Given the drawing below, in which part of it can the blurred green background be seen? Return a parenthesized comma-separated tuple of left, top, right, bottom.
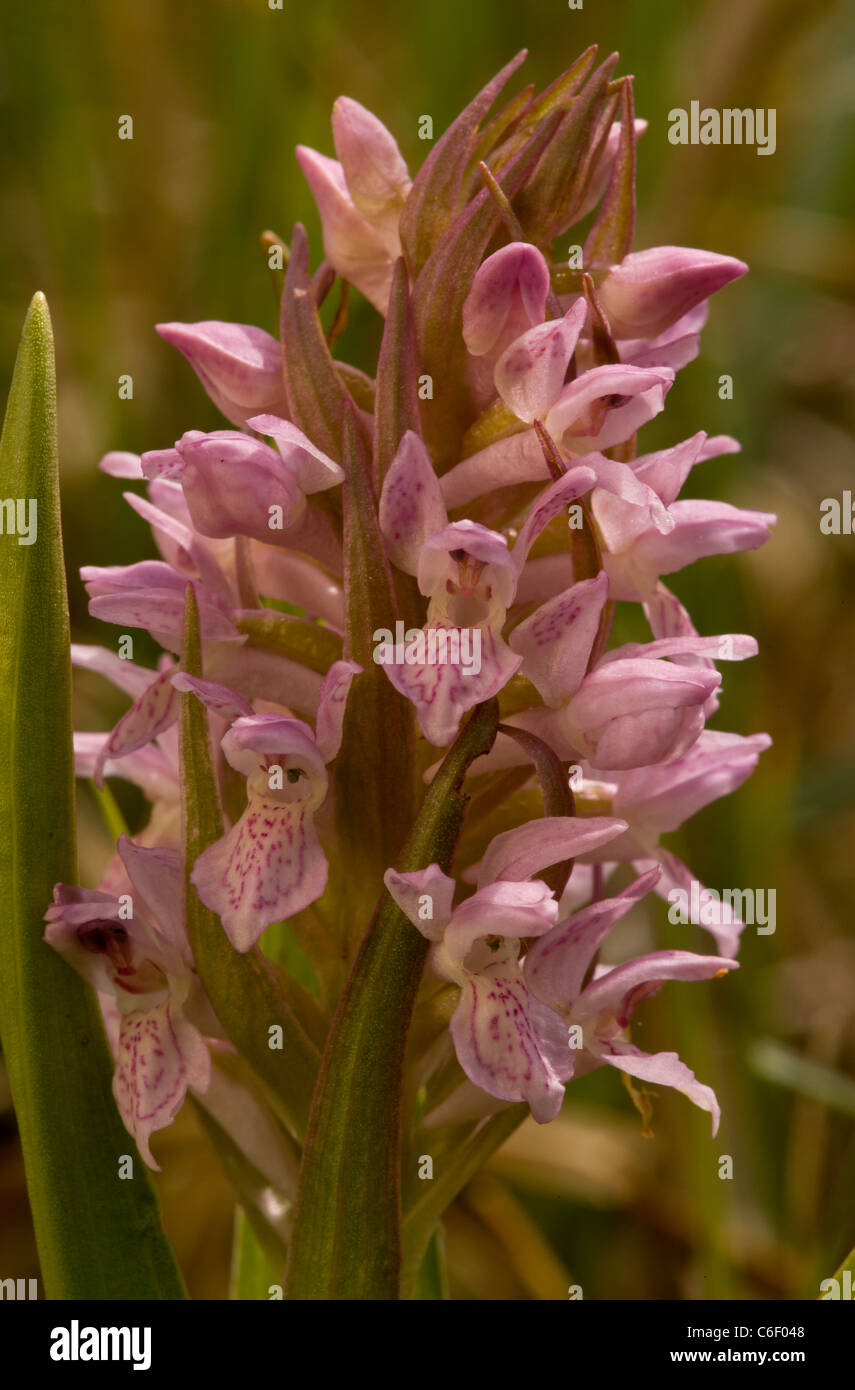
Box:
(1, 0, 854, 1299)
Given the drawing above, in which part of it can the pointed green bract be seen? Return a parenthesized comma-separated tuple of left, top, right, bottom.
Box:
(584, 76, 637, 268)
(0, 294, 185, 1299)
(335, 406, 416, 937)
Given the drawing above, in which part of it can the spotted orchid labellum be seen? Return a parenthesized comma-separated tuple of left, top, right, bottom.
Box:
(38, 47, 773, 1299)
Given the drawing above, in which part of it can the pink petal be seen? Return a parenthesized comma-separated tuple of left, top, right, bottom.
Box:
(156, 320, 286, 428)
(509, 573, 609, 706)
(476, 815, 629, 887)
(332, 96, 410, 245)
(191, 799, 328, 951)
(382, 622, 521, 747)
(526, 867, 662, 1006)
(247, 414, 344, 494)
(93, 666, 180, 789)
(113, 997, 211, 1169)
(597, 246, 747, 340)
(545, 364, 674, 453)
(462, 243, 551, 356)
(99, 450, 143, 479)
(598, 1041, 722, 1136)
(295, 146, 396, 312)
(378, 431, 447, 576)
(314, 659, 362, 762)
(444, 879, 558, 963)
(494, 299, 587, 422)
(449, 949, 565, 1123)
(579, 948, 737, 1021)
(511, 466, 598, 572)
(116, 837, 187, 954)
(170, 673, 253, 720)
(71, 643, 155, 701)
(383, 864, 456, 940)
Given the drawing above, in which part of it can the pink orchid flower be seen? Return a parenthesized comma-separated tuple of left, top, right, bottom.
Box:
(297, 97, 411, 313)
(378, 430, 596, 744)
(186, 660, 360, 951)
(140, 419, 343, 550)
(501, 570, 757, 770)
(156, 320, 288, 428)
(384, 815, 628, 1120)
(573, 730, 773, 955)
(44, 837, 215, 1168)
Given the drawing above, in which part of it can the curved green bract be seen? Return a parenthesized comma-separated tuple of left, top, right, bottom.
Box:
(0, 294, 185, 1299)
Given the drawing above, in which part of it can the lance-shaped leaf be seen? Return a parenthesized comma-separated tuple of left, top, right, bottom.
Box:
(373, 258, 422, 486)
(584, 76, 636, 269)
(0, 294, 185, 1298)
(285, 699, 500, 1300)
(400, 51, 528, 276)
(279, 224, 353, 462)
(335, 407, 415, 936)
(496, 724, 575, 897)
(180, 586, 323, 1137)
(514, 52, 618, 248)
(414, 113, 563, 467)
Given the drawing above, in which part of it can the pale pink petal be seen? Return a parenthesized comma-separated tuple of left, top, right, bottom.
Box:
(314, 659, 362, 762)
(116, 837, 186, 954)
(93, 667, 180, 789)
(494, 299, 587, 422)
(509, 573, 609, 706)
(598, 1041, 722, 1135)
(247, 414, 344, 494)
(382, 622, 521, 746)
(526, 867, 662, 1006)
(170, 672, 253, 720)
(113, 997, 211, 1169)
(476, 815, 628, 887)
(462, 243, 551, 356)
(378, 431, 447, 576)
(99, 451, 143, 479)
(191, 800, 328, 951)
(450, 949, 565, 1122)
(71, 643, 154, 701)
(511, 466, 598, 572)
(383, 864, 456, 940)
(444, 880, 558, 963)
(156, 321, 287, 429)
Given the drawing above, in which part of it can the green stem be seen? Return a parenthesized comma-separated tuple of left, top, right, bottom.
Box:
(284, 699, 499, 1299)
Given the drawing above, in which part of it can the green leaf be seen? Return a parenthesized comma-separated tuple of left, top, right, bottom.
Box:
(0, 293, 185, 1298)
(584, 76, 637, 268)
(401, 1104, 527, 1296)
(335, 405, 416, 942)
(413, 114, 564, 467)
(179, 585, 322, 1137)
(229, 1207, 280, 1301)
(514, 52, 618, 247)
(279, 224, 353, 461)
(284, 699, 500, 1300)
(373, 258, 422, 486)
